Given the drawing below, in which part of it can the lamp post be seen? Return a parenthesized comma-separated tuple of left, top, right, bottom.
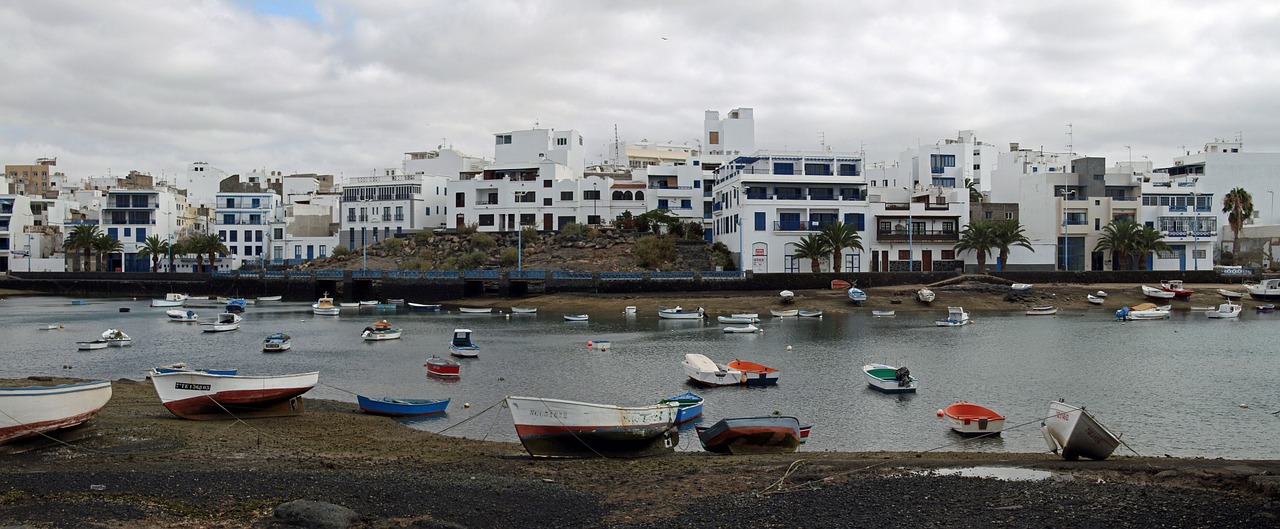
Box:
(162, 211, 172, 272)
(26, 234, 32, 272)
(1190, 191, 1198, 271)
(361, 227, 367, 271)
(1269, 190, 1275, 225)
(591, 182, 598, 225)
(517, 216, 522, 271)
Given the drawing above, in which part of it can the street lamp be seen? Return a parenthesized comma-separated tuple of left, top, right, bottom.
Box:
(1269, 190, 1275, 225)
(517, 215, 523, 271)
(26, 233, 32, 272)
(734, 184, 746, 272)
(591, 182, 598, 225)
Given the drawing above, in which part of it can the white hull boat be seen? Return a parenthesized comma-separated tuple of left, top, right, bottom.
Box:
(862, 364, 916, 393)
(1010, 283, 1033, 291)
(917, 288, 936, 303)
(449, 328, 480, 358)
(1217, 289, 1245, 300)
(658, 307, 704, 319)
(717, 316, 759, 324)
(1025, 306, 1057, 316)
(1086, 294, 1104, 305)
(312, 293, 340, 315)
(1245, 279, 1280, 301)
(871, 309, 896, 317)
(76, 339, 108, 350)
(511, 307, 538, 314)
(459, 307, 493, 314)
(102, 329, 131, 347)
(563, 314, 589, 321)
(770, 309, 799, 317)
(505, 396, 678, 458)
(408, 302, 442, 311)
(1116, 303, 1171, 320)
(1205, 303, 1242, 319)
(201, 312, 242, 332)
(934, 306, 971, 326)
(362, 321, 403, 341)
(1141, 285, 1176, 300)
(0, 379, 113, 444)
(1041, 399, 1121, 461)
(731, 313, 759, 319)
(797, 310, 823, 318)
(722, 324, 760, 333)
(779, 290, 795, 304)
(166, 309, 199, 322)
(150, 371, 318, 420)
(256, 295, 283, 302)
(681, 353, 744, 386)
(150, 293, 189, 307)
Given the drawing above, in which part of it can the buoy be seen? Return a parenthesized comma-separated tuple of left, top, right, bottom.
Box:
(587, 340, 594, 348)
(463, 403, 471, 408)
(936, 409, 944, 418)
(786, 345, 793, 351)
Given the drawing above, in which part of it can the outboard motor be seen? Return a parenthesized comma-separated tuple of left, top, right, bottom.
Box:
(1115, 307, 1130, 321)
(895, 367, 912, 387)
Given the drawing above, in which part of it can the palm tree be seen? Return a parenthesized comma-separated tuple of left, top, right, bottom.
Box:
(168, 238, 185, 272)
(1094, 220, 1143, 270)
(819, 221, 863, 273)
(92, 233, 123, 272)
(792, 233, 832, 273)
(62, 225, 100, 272)
(992, 220, 1034, 271)
(964, 177, 983, 203)
(953, 221, 998, 272)
(137, 235, 169, 273)
(187, 233, 229, 273)
(1134, 225, 1172, 271)
(1222, 187, 1254, 263)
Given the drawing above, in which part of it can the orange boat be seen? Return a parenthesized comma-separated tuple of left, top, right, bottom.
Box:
(938, 402, 1005, 436)
(830, 279, 851, 290)
(725, 360, 780, 386)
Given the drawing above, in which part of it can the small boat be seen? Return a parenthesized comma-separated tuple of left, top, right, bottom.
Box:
(563, 314, 589, 321)
(831, 279, 851, 290)
(166, 309, 199, 322)
(717, 315, 759, 324)
(696, 415, 804, 455)
(725, 359, 780, 386)
(939, 402, 1005, 436)
(37, 323, 61, 330)
(375, 303, 398, 310)
(339, 302, 359, 308)
(448, 328, 480, 358)
(458, 307, 493, 314)
(262, 333, 292, 352)
(1206, 303, 1242, 319)
(1094, 290, 1108, 298)
(425, 356, 461, 378)
(1141, 285, 1176, 300)
(149, 371, 319, 420)
(504, 396, 679, 458)
(70, 300, 86, 306)
(0, 379, 113, 445)
(1159, 280, 1195, 299)
(1217, 289, 1245, 300)
(1041, 399, 1121, 461)
(722, 324, 760, 334)
(779, 290, 795, 304)
(847, 286, 867, 305)
(1025, 306, 1058, 316)
(770, 309, 799, 317)
(1190, 305, 1215, 311)
(1245, 278, 1280, 301)
(224, 298, 248, 313)
(312, 292, 340, 315)
(731, 313, 759, 319)
(797, 310, 823, 318)
(511, 307, 538, 314)
(102, 329, 131, 347)
(681, 353, 745, 386)
(357, 395, 449, 417)
(871, 309, 896, 317)
(362, 320, 402, 341)
(1086, 294, 1105, 305)
(917, 288, 936, 303)
(1116, 303, 1171, 320)
(623, 305, 637, 315)
(256, 295, 283, 302)
(152, 365, 237, 376)
(591, 340, 611, 351)
(150, 293, 188, 307)
(200, 312, 242, 332)
(408, 302, 442, 311)
(1010, 283, 1033, 291)
(934, 306, 971, 326)
(658, 306, 705, 319)
(384, 299, 405, 305)
(1256, 304, 1275, 313)
(659, 391, 703, 424)
(76, 339, 108, 350)
(118, 307, 131, 313)
(862, 364, 916, 393)
(359, 300, 378, 307)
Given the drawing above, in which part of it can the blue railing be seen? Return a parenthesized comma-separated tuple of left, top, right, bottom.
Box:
(553, 271, 593, 280)
(385, 270, 423, 279)
(601, 272, 643, 281)
(315, 270, 344, 278)
(650, 271, 694, 280)
(701, 270, 746, 280)
(511, 270, 546, 280)
(423, 270, 461, 279)
(212, 270, 235, 277)
(353, 270, 382, 278)
(263, 270, 285, 278)
(464, 269, 500, 279)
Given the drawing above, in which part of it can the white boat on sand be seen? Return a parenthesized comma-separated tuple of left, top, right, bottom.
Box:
(149, 370, 318, 420)
(1116, 303, 1171, 321)
(0, 379, 113, 445)
(1141, 285, 1176, 300)
(1086, 294, 1104, 305)
(1245, 278, 1280, 301)
(1217, 288, 1245, 300)
(1041, 399, 1121, 461)
(917, 288, 936, 303)
(504, 396, 678, 458)
(770, 309, 799, 317)
(1010, 283, 1033, 291)
(681, 353, 744, 386)
(779, 290, 795, 304)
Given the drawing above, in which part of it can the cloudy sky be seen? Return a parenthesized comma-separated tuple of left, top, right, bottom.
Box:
(4, 0, 1279, 182)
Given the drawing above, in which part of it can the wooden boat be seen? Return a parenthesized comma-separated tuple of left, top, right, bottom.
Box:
(934, 306, 971, 326)
(1042, 399, 1121, 461)
(1010, 283, 1033, 291)
(76, 339, 108, 350)
(361, 320, 402, 341)
(149, 371, 318, 420)
(797, 310, 823, 318)
(779, 290, 795, 304)
(200, 312, 242, 332)
(0, 379, 112, 445)
(1141, 285, 1176, 300)
(1217, 288, 1245, 300)
(448, 329, 480, 358)
(696, 415, 804, 455)
(262, 333, 291, 352)
(458, 307, 493, 314)
(722, 324, 760, 334)
(408, 302, 442, 311)
(717, 315, 759, 324)
(511, 307, 538, 314)
(1256, 304, 1275, 313)
(256, 295, 282, 302)
(1086, 294, 1105, 305)
(725, 359, 780, 386)
(871, 309, 896, 317)
(770, 309, 799, 317)
(312, 292, 340, 315)
(425, 356, 460, 378)
(917, 288, 936, 303)
(847, 286, 867, 305)
(357, 395, 449, 417)
(658, 306, 705, 319)
(150, 293, 188, 307)
(1025, 306, 1058, 316)
(681, 354, 745, 386)
(504, 396, 678, 458)
(563, 314, 589, 321)
(939, 402, 1005, 436)
(224, 299, 248, 313)
(831, 279, 851, 290)
(102, 329, 131, 347)
(166, 309, 199, 322)
(1206, 303, 1242, 319)
(862, 364, 917, 393)
(1116, 303, 1171, 320)
(1245, 278, 1280, 301)
(1159, 280, 1195, 299)
(660, 391, 704, 425)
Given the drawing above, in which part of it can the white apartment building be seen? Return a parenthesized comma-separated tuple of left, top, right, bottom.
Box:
(339, 173, 430, 250)
(0, 195, 34, 272)
(403, 148, 489, 232)
(1139, 168, 1215, 271)
(176, 162, 230, 208)
(213, 192, 278, 269)
(271, 202, 337, 264)
(901, 130, 1000, 192)
(101, 189, 184, 272)
(1157, 140, 1280, 261)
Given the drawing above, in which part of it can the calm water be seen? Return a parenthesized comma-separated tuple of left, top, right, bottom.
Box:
(3, 296, 1277, 459)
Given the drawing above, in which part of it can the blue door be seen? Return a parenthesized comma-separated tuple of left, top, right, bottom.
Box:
(306, 246, 314, 260)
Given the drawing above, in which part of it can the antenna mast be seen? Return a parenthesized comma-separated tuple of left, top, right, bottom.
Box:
(614, 124, 620, 166)
(1066, 123, 1074, 154)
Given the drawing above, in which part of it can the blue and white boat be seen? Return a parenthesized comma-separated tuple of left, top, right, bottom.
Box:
(357, 395, 449, 417)
(660, 391, 704, 424)
(847, 287, 867, 306)
(224, 298, 248, 313)
(449, 329, 480, 358)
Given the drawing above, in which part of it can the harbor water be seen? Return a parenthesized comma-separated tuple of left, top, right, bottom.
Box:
(3, 296, 1277, 459)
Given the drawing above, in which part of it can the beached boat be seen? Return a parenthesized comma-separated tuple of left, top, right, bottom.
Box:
(511, 307, 538, 314)
(722, 324, 760, 334)
(917, 288, 936, 303)
(1086, 294, 1105, 305)
(448, 329, 480, 358)
(696, 415, 804, 455)
(262, 333, 291, 352)
(1095, 290, 1109, 298)
(1115, 303, 1171, 321)
(660, 391, 704, 424)
(658, 306, 705, 319)
(862, 364, 916, 393)
(1160, 280, 1195, 299)
(871, 309, 896, 317)
(717, 315, 759, 324)
(151, 364, 237, 377)
(149, 370, 318, 420)
(408, 302, 442, 311)
(779, 290, 795, 304)
(831, 279, 851, 290)
(1217, 288, 1245, 300)
(939, 402, 1005, 436)
(166, 309, 199, 322)
(797, 310, 823, 318)
(1010, 283, 1033, 291)
(934, 306, 971, 326)
(312, 292, 340, 315)
(150, 293, 188, 307)
(731, 312, 759, 319)
(76, 339, 108, 350)
(1025, 306, 1058, 316)
(1041, 399, 1121, 461)
(504, 396, 678, 458)
(359, 300, 378, 307)
(256, 295, 282, 302)
(847, 286, 867, 305)
(0, 379, 113, 445)
(224, 298, 248, 313)
(458, 307, 493, 314)
(1206, 303, 1242, 319)
(563, 314, 589, 321)
(726, 359, 780, 386)
(357, 396, 449, 417)
(200, 312, 242, 332)
(1245, 278, 1280, 301)
(425, 356, 460, 378)
(362, 320, 402, 341)
(1141, 285, 1176, 300)
(102, 329, 131, 347)
(681, 353, 745, 386)
(1256, 304, 1275, 313)
(770, 309, 799, 317)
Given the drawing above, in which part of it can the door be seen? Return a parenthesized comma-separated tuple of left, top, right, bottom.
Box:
(543, 213, 553, 232)
(922, 250, 933, 272)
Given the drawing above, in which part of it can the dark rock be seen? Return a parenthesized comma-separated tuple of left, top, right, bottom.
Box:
(272, 499, 359, 529)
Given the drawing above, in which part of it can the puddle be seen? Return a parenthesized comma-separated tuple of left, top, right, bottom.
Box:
(910, 466, 1055, 481)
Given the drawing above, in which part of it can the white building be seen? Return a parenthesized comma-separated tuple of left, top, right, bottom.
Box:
(101, 189, 184, 272)
(175, 162, 230, 208)
(339, 173, 430, 249)
(213, 192, 279, 269)
(1139, 167, 1215, 271)
(403, 148, 489, 232)
(901, 130, 999, 192)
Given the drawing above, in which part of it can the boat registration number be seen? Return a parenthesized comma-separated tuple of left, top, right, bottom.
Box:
(175, 382, 211, 391)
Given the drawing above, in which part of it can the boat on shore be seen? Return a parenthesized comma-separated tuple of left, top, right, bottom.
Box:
(1217, 288, 1245, 300)
(357, 396, 449, 417)
(797, 310, 823, 318)
(1141, 285, 1176, 300)
(659, 391, 704, 424)
(1159, 280, 1195, 299)
(917, 288, 936, 303)
(504, 396, 678, 458)
(696, 415, 805, 455)
(459, 307, 493, 314)
(779, 290, 795, 304)
(847, 286, 867, 306)
(939, 402, 1005, 436)
(1042, 399, 1121, 461)
(149, 371, 319, 420)
(862, 364, 916, 393)
(1116, 303, 1171, 321)
(1245, 278, 1280, 301)
(1206, 303, 1242, 319)
(0, 379, 113, 445)
(1010, 283, 1033, 291)
(1086, 294, 1105, 305)
(770, 309, 799, 317)
(726, 359, 780, 386)
(1025, 306, 1058, 316)
(681, 354, 744, 386)
(448, 329, 480, 358)
(425, 356, 460, 378)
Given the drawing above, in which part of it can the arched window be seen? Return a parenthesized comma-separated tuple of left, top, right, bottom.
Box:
(612, 190, 624, 200)
(635, 190, 644, 200)
(623, 190, 633, 200)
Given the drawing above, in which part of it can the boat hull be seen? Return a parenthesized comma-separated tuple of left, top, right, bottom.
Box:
(505, 396, 678, 458)
(682, 354, 744, 386)
(1043, 400, 1120, 461)
(863, 364, 917, 393)
(660, 391, 704, 424)
(726, 360, 780, 386)
(696, 416, 802, 454)
(426, 357, 461, 378)
(769, 309, 798, 317)
(942, 402, 1005, 436)
(150, 371, 318, 420)
(357, 396, 449, 417)
(0, 380, 112, 445)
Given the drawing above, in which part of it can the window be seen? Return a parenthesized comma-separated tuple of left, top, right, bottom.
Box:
(838, 163, 858, 176)
(755, 212, 765, 231)
(804, 163, 831, 176)
(495, 134, 512, 145)
(1005, 212, 1013, 220)
(478, 214, 494, 226)
(773, 162, 794, 175)
(395, 206, 403, 220)
(561, 191, 573, 201)
(681, 199, 691, 209)
(544, 198, 552, 206)
(229, 231, 238, 242)
(658, 199, 669, 210)
(294, 245, 302, 259)
(556, 138, 567, 146)
(984, 211, 992, 219)
(319, 245, 327, 258)
(930, 154, 956, 173)
(898, 250, 910, 260)
(274, 228, 284, 239)
(941, 250, 956, 260)
(584, 190, 601, 200)
(543, 180, 552, 188)
(709, 131, 720, 145)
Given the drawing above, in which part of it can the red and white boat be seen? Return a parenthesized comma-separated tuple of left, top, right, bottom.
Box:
(425, 356, 460, 378)
(939, 402, 1006, 436)
(149, 371, 318, 420)
(1159, 280, 1195, 299)
(0, 379, 113, 445)
(725, 359, 780, 386)
(504, 396, 678, 458)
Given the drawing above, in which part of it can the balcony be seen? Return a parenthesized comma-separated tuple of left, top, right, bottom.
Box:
(773, 220, 838, 232)
(876, 228, 959, 243)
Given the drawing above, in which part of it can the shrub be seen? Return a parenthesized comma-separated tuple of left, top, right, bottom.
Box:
(457, 222, 479, 236)
(521, 225, 539, 241)
(587, 227, 601, 239)
(399, 258, 428, 270)
(561, 222, 586, 238)
(457, 250, 488, 269)
(634, 235, 676, 269)
(470, 232, 496, 252)
(500, 247, 519, 267)
(382, 237, 403, 257)
(684, 221, 704, 240)
(413, 231, 434, 246)
(331, 245, 352, 257)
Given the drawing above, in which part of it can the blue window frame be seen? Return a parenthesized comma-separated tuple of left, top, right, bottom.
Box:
(107, 228, 117, 239)
(658, 199, 669, 210)
(773, 162, 794, 175)
(754, 212, 765, 231)
(681, 199, 691, 209)
(136, 227, 146, 242)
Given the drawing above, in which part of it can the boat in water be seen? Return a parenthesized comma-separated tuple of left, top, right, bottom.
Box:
(200, 312, 242, 332)
(871, 309, 896, 317)
(458, 307, 493, 314)
(224, 298, 248, 313)
(448, 329, 480, 358)
(862, 364, 916, 393)
(722, 324, 760, 334)
(149, 370, 319, 420)
(717, 315, 759, 324)
(1115, 303, 1171, 321)
(166, 309, 199, 322)
(425, 356, 460, 378)
(657, 306, 705, 319)
(362, 320, 402, 341)
(934, 306, 971, 326)
(1205, 303, 1242, 319)
(150, 293, 188, 308)
(660, 391, 704, 424)
(770, 309, 799, 317)
(797, 310, 823, 318)
(0, 379, 113, 445)
(504, 396, 678, 458)
(102, 329, 131, 347)
(681, 354, 745, 386)
(408, 302, 442, 312)
(312, 292, 340, 315)
(76, 339, 108, 350)
(939, 402, 1005, 436)
(1025, 306, 1058, 316)
(1041, 399, 1121, 461)
(696, 415, 805, 455)
(725, 359, 780, 386)
(511, 307, 538, 314)
(563, 314, 589, 321)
